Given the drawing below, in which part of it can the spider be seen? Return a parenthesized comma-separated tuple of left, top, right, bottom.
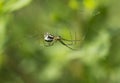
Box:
(44, 32, 83, 50)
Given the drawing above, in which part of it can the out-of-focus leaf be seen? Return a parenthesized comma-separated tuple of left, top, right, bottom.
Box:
(68, 0, 79, 10)
(2, 0, 32, 13)
(0, 15, 9, 69)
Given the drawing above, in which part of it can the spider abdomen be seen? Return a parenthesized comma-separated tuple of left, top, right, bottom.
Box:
(44, 33, 54, 42)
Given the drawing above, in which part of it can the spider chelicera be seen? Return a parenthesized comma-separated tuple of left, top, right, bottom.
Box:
(44, 32, 83, 50)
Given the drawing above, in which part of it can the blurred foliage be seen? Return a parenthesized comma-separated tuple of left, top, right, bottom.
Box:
(0, 0, 120, 83)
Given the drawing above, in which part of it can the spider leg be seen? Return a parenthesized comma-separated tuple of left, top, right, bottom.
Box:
(44, 42, 53, 47)
(58, 40, 76, 50)
(61, 32, 85, 45)
(61, 38, 82, 45)
(44, 40, 57, 47)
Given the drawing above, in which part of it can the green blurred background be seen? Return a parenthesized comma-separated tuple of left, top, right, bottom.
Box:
(0, 0, 120, 83)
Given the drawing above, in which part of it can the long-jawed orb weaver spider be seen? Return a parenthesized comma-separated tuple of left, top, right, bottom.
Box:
(44, 32, 83, 50)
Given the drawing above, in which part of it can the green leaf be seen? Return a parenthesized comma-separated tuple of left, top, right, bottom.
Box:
(3, 0, 32, 13)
